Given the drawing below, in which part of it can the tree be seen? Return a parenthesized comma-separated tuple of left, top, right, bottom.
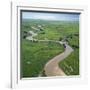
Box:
(59, 37, 63, 41)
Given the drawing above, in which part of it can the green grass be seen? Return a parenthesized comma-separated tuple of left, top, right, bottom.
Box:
(22, 20, 79, 40)
(59, 49, 79, 75)
(21, 19, 79, 77)
(35, 21, 79, 40)
(59, 35, 79, 75)
(21, 40, 64, 77)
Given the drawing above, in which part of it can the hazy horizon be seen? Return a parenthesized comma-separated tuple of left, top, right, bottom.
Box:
(22, 11, 80, 21)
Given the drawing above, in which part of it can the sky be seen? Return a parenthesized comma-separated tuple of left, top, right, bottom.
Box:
(22, 11, 80, 21)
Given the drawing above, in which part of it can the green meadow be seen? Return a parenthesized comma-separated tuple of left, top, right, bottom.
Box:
(21, 19, 79, 77)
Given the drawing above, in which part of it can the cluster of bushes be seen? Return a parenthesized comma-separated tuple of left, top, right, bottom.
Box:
(23, 31, 28, 39)
(72, 45, 79, 49)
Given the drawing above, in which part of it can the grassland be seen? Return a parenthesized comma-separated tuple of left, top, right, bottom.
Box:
(21, 19, 79, 77)
(21, 40, 64, 77)
(59, 34, 79, 75)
